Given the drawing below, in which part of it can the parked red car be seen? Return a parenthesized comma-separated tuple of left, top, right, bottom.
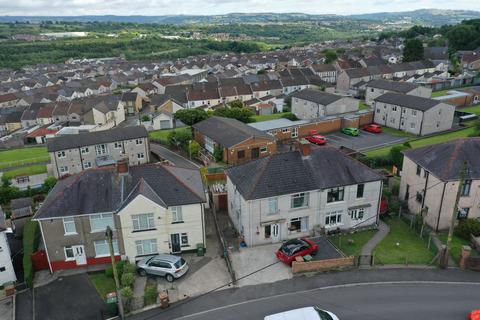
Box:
(363, 124, 382, 133)
(276, 238, 318, 265)
(469, 309, 480, 320)
(305, 130, 327, 145)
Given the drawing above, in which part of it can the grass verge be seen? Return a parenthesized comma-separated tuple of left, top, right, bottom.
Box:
(374, 218, 435, 265)
(329, 229, 377, 256)
(89, 272, 116, 301)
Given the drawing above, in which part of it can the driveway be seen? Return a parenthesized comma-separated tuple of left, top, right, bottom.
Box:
(310, 236, 344, 261)
(230, 243, 292, 287)
(150, 143, 200, 169)
(325, 130, 408, 152)
(34, 274, 105, 320)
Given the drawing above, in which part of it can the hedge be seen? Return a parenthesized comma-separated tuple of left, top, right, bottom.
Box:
(23, 219, 40, 288)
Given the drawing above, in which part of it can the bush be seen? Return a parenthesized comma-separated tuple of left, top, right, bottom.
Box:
(213, 145, 224, 162)
(144, 285, 158, 305)
(281, 112, 298, 121)
(121, 272, 135, 288)
(23, 219, 40, 288)
(123, 261, 137, 275)
(454, 219, 480, 240)
(188, 140, 201, 158)
(105, 267, 114, 278)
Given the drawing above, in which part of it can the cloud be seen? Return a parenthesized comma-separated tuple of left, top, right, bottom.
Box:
(0, 0, 479, 16)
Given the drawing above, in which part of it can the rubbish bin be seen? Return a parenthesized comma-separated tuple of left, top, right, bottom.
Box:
(196, 243, 205, 257)
(159, 290, 169, 309)
(105, 292, 118, 316)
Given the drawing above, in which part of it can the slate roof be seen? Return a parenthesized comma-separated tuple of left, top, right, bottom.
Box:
(226, 146, 382, 200)
(34, 164, 206, 219)
(10, 197, 33, 210)
(374, 92, 441, 111)
(366, 79, 419, 93)
(193, 116, 274, 148)
(47, 125, 148, 152)
(403, 138, 480, 181)
(292, 89, 342, 106)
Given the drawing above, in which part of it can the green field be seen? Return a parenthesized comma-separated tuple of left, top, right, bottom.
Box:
(2, 165, 48, 179)
(365, 127, 477, 158)
(0, 147, 49, 169)
(374, 218, 435, 265)
(252, 112, 288, 122)
(431, 89, 452, 98)
(459, 104, 480, 116)
(330, 229, 377, 256)
(438, 233, 479, 265)
(359, 101, 371, 111)
(88, 272, 116, 301)
(149, 127, 191, 144)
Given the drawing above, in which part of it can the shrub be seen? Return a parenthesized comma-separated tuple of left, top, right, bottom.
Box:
(454, 219, 480, 241)
(144, 285, 158, 305)
(213, 145, 224, 162)
(105, 267, 114, 278)
(121, 286, 133, 299)
(281, 112, 298, 121)
(141, 115, 151, 122)
(23, 219, 40, 288)
(121, 272, 135, 288)
(188, 140, 201, 158)
(123, 261, 137, 275)
(116, 260, 126, 280)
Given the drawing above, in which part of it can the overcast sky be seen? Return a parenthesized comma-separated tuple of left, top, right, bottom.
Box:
(0, 0, 479, 16)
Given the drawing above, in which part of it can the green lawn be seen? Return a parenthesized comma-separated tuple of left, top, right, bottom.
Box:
(359, 101, 371, 111)
(330, 229, 377, 256)
(365, 127, 477, 158)
(380, 126, 416, 138)
(459, 104, 480, 116)
(374, 218, 435, 265)
(2, 164, 47, 179)
(252, 112, 288, 122)
(431, 89, 452, 98)
(89, 272, 116, 301)
(149, 127, 191, 144)
(0, 147, 49, 169)
(438, 233, 479, 265)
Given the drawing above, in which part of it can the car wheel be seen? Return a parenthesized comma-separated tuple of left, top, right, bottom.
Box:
(165, 274, 174, 282)
(138, 269, 147, 276)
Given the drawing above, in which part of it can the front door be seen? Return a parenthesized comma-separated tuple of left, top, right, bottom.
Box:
(271, 224, 280, 242)
(73, 245, 87, 266)
(171, 234, 181, 254)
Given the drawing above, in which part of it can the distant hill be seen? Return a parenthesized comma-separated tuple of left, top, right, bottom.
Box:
(1, 9, 479, 26)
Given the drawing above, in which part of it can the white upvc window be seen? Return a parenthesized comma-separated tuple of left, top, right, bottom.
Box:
(260, 146, 268, 153)
(291, 192, 309, 209)
(267, 197, 278, 215)
(89, 213, 115, 232)
(132, 213, 155, 231)
(64, 246, 75, 261)
(289, 216, 309, 233)
(57, 151, 66, 158)
(59, 166, 69, 174)
(349, 208, 366, 221)
(94, 240, 119, 257)
(114, 142, 122, 149)
(325, 210, 343, 227)
(80, 147, 89, 154)
(204, 136, 215, 154)
(84, 161, 92, 169)
(171, 206, 183, 223)
(135, 239, 158, 256)
(137, 153, 145, 159)
(135, 139, 143, 145)
(181, 233, 189, 247)
(95, 144, 108, 156)
(63, 217, 77, 235)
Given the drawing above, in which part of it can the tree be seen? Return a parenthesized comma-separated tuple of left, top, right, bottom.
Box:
(174, 108, 209, 126)
(403, 39, 424, 62)
(213, 107, 255, 123)
(213, 145, 224, 162)
(167, 129, 193, 151)
(323, 49, 338, 64)
(228, 100, 244, 108)
(188, 140, 201, 158)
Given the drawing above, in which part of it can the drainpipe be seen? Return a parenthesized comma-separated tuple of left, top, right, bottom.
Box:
(436, 182, 447, 232)
(375, 180, 383, 226)
(421, 171, 429, 210)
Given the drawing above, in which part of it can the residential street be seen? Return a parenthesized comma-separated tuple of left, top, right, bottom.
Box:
(150, 143, 200, 169)
(129, 268, 480, 320)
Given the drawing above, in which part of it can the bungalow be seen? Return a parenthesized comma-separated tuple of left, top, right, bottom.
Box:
(225, 144, 383, 246)
(193, 116, 277, 165)
(33, 162, 207, 272)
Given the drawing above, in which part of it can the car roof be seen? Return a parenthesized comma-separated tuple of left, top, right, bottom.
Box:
(150, 254, 182, 263)
(264, 307, 320, 320)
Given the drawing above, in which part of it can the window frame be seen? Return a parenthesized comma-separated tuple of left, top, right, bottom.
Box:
(461, 179, 472, 197)
(80, 147, 89, 154)
(135, 138, 143, 145)
(135, 239, 158, 256)
(171, 206, 183, 223)
(63, 217, 77, 235)
(132, 213, 155, 231)
(57, 151, 66, 158)
(94, 239, 119, 257)
(89, 213, 115, 233)
(356, 184, 365, 198)
(327, 187, 345, 203)
(325, 211, 343, 227)
(290, 192, 309, 209)
(267, 197, 278, 215)
(181, 233, 189, 247)
(64, 246, 75, 261)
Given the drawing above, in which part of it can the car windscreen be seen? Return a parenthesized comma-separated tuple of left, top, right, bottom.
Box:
(281, 240, 308, 255)
(174, 258, 186, 269)
(314, 308, 334, 320)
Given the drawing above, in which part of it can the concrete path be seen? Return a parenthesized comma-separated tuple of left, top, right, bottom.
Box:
(361, 220, 390, 256)
(150, 143, 200, 169)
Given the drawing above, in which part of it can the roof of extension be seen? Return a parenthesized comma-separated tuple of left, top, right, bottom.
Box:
(226, 146, 382, 200)
(34, 164, 206, 219)
(46, 125, 148, 152)
(403, 138, 480, 182)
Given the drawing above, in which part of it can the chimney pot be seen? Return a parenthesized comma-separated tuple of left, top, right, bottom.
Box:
(298, 139, 311, 157)
(117, 159, 129, 175)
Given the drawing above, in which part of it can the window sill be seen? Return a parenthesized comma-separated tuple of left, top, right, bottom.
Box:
(289, 206, 309, 211)
(132, 228, 157, 233)
(95, 254, 119, 258)
(136, 253, 158, 258)
(326, 201, 345, 205)
(91, 229, 115, 233)
(180, 244, 190, 248)
(64, 232, 78, 236)
(171, 221, 184, 224)
(65, 258, 75, 262)
(325, 224, 343, 229)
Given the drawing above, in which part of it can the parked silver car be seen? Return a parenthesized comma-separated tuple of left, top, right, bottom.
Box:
(137, 254, 189, 282)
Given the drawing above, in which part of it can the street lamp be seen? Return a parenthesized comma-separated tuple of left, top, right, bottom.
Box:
(189, 140, 192, 160)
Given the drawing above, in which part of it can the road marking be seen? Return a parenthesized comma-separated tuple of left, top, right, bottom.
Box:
(172, 281, 480, 319)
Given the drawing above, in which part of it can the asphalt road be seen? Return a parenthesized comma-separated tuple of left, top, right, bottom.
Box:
(130, 268, 480, 320)
(150, 143, 200, 169)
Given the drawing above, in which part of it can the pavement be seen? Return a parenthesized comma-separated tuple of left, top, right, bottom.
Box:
(128, 268, 480, 320)
(15, 290, 32, 320)
(0, 296, 14, 320)
(150, 143, 200, 169)
(361, 220, 390, 256)
(325, 130, 408, 152)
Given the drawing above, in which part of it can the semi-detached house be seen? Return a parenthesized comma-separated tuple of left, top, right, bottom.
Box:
(225, 144, 383, 246)
(33, 163, 206, 272)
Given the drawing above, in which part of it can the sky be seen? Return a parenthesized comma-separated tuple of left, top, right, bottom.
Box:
(0, 0, 479, 16)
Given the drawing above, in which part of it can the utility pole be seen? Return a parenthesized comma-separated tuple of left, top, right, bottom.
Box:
(441, 161, 468, 268)
(106, 226, 124, 319)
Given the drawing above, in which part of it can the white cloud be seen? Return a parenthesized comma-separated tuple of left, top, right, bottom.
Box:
(0, 0, 479, 16)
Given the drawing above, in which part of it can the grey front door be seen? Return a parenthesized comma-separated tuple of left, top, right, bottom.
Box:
(171, 234, 181, 253)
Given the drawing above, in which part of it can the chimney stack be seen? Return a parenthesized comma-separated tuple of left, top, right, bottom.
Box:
(117, 158, 129, 175)
(298, 139, 311, 157)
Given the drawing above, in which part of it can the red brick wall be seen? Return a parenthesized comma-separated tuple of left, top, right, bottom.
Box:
(50, 256, 121, 272)
(291, 256, 355, 273)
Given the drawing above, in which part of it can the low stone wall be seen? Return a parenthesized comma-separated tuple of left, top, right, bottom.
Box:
(292, 256, 355, 274)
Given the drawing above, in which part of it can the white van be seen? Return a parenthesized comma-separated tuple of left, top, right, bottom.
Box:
(264, 306, 339, 320)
